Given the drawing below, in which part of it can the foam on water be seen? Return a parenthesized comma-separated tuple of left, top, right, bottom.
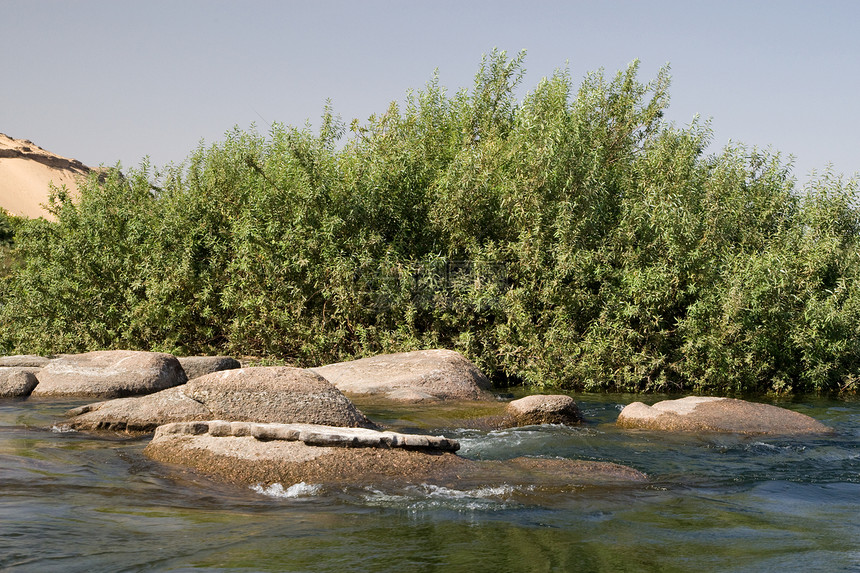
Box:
(50, 424, 76, 433)
(361, 483, 535, 511)
(455, 423, 595, 460)
(250, 482, 322, 498)
(420, 483, 518, 499)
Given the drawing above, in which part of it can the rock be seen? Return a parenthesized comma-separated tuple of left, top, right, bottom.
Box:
(182, 367, 375, 428)
(0, 367, 40, 398)
(145, 429, 471, 487)
(504, 395, 583, 426)
(144, 420, 647, 491)
(65, 386, 211, 433)
(31, 350, 187, 398)
(153, 421, 460, 452)
(616, 396, 832, 435)
(0, 355, 52, 368)
(177, 356, 241, 380)
(66, 366, 375, 433)
(311, 349, 494, 402)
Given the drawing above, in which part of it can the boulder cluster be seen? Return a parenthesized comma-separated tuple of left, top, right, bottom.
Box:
(1, 348, 834, 494)
(1, 351, 239, 399)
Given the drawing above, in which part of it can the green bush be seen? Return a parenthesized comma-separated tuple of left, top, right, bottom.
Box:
(0, 208, 17, 282)
(1, 49, 858, 394)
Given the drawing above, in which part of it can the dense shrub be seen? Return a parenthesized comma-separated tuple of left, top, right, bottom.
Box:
(1, 50, 858, 394)
(0, 208, 16, 279)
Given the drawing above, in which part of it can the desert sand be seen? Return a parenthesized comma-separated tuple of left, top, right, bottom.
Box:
(0, 133, 92, 219)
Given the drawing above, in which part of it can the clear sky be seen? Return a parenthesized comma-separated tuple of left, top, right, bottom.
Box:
(4, 0, 859, 185)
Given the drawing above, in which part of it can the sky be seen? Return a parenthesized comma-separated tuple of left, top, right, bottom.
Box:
(4, 0, 859, 185)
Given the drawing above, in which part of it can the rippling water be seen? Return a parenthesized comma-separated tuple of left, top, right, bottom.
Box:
(1, 394, 858, 572)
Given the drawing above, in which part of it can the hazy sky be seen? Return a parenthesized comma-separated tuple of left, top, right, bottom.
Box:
(4, 0, 859, 184)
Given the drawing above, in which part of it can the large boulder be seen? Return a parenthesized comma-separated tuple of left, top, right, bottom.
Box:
(144, 420, 647, 492)
(66, 386, 211, 433)
(0, 355, 52, 368)
(182, 367, 374, 427)
(177, 356, 241, 380)
(0, 367, 40, 398)
(66, 366, 375, 433)
(616, 396, 832, 435)
(31, 350, 187, 398)
(504, 395, 583, 427)
(311, 349, 494, 402)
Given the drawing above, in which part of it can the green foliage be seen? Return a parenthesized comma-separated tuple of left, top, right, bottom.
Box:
(1, 49, 858, 394)
(0, 208, 14, 246)
(0, 208, 17, 282)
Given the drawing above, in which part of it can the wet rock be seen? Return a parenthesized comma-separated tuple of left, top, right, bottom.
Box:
(0, 367, 40, 398)
(31, 350, 187, 398)
(504, 395, 582, 426)
(177, 356, 241, 380)
(67, 367, 375, 433)
(311, 349, 494, 402)
(0, 355, 52, 368)
(616, 396, 832, 435)
(144, 420, 647, 491)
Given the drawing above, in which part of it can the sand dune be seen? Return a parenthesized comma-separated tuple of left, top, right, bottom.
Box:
(0, 133, 93, 219)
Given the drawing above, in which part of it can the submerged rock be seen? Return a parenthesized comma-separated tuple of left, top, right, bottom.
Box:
(311, 349, 494, 402)
(66, 366, 375, 433)
(0, 367, 40, 398)
(616, 396, 832, 435)
(144, 420, 647, 491)
(31, 350, 186, 398)
(177, 356, 241, 380)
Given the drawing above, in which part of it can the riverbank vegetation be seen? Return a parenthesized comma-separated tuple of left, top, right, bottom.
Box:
(1, 50, 858, 395)
(0, 208, 16, 278)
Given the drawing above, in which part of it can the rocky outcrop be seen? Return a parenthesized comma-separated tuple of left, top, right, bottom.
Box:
(616, 396, 832, 435)
(311, 349, 494, 402)
(0, 355, 52, 368)
(0, 134, 91, 174)
(0, 367, 40, 398)
(177, 356, 241, 380)
(504, 395, 583, 426)
(66, 366, 375, 433)
(0, 133, 97, 219)
(144, 420, 648, 491)
(31, 350, 187, 398)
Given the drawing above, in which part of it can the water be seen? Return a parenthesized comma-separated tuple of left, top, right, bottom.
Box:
(1, 394, 859, 572)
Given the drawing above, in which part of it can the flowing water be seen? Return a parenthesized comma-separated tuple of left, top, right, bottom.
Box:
(1, 394, 859, 572)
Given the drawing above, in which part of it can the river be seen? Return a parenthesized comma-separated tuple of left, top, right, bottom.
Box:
(1, 393, 858, 572)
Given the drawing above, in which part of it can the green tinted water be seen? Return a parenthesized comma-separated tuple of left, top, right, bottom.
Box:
(1, 395, 858, 572)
